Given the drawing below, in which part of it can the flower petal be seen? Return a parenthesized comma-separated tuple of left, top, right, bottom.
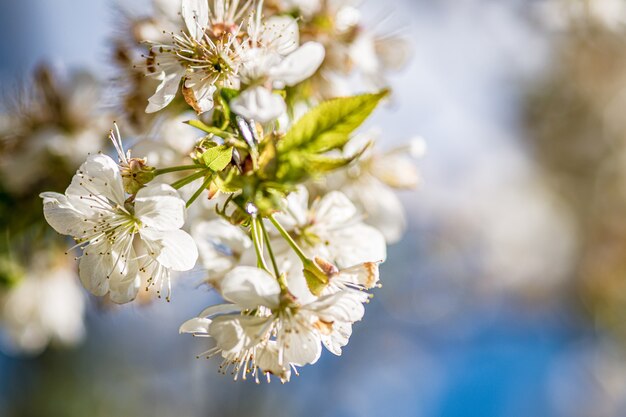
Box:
(327, 223, 387, 267)
(334, 262, 380, 289)
(341, 176, 406, 243)
(309, 291, 368, 323)
(179, 317, 212, 334)
(230, 87, 286, 123)
(139, 228, 198, 271)
(220, 266, 281, 309)
(192, 219, 251, 284)
(183, 72, 217, 114)
(312, 191, 359, 229)
(270, 42, 325, 86)
(273, 185, 309, 230)
(135, 183, 186, 231)
(262, 16, 299, 55)
(281, 319, 322, 366)
(146, 70, 184, 113)
(108, 258, 141, 304)
(77, 242, 115, 298)
(40, 192, 91, 237)
(209, 315, 270, 355)
(181, 0, 209, 41)
(67, 154, 125, 207)
(321, 321, 352, 356)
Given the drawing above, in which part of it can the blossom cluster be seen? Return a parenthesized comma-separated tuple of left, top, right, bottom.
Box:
(1, 0, 420, 380)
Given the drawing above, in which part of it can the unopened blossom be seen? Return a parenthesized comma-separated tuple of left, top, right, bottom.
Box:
(230, 13, 325, 122)
(0, 255, 85, 355)
(145, 0, 253, 114)
(180, 266, 368, 382)
(41, 153, 198, 303)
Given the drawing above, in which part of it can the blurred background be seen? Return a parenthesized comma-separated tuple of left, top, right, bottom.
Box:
(2, 0, 626, 416)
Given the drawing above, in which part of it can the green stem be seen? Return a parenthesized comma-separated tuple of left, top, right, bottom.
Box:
(186, 119, 232, 139)
(259, 218, 280, 279)
(268, 215, 308, 264)
(170, 170, 207, 190)
(186, 174, 213, 208)
(154, 165, 202, 176)
(251, 217, 271, 274)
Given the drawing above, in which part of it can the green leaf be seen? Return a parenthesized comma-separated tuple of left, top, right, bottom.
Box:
(213, 168, 244, 193)
(278, 90, 388, 154)
(220, 88, 239, 103)
(202, 145, 233, 171)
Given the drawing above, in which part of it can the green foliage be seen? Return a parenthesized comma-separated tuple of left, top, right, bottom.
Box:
(275, 91, 387, 182)
(201, 144, 234, 171)
(184, 90, 387, 216)
(278, 91, 388, 154)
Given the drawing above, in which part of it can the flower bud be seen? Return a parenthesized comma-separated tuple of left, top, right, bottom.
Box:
(302, 257, 337, 296)
(121, 158, 155, 195)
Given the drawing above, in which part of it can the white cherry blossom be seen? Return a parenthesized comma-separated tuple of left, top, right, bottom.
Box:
(41, 154, 198, 303)
(180, 266, 368, 381)
(145, 0, 250, 114)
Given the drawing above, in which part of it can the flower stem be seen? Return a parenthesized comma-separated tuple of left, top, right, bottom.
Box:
(259, 218, 280, 279)
(170, 170, 207, 190)
(186, 174, 213, 208)
(251, 217, 271, 274)
(154, 165, 202, 176)
(268, 215, 308, 264)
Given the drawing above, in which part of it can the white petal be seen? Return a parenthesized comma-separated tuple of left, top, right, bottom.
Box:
(78, 243, 111, 297)
(179, 317, 212, 334)
(230, 87, 286, 123)
(344, 177, 406, 243)
(371, 153, 420, 189)
(67, 154, 126, 207)
(139, 228, 198, 271)
(209, 315, 270, 355)
(192, 219, 251, 283)
(146, 70, 183, 113)
(273, 185, 309, 230)
(312, 191, 359, 229)
(281, 319, 322, 366)
(40, 192, 90, 237)
(108, 256, 141, 304)
(184, 73, 217, 114)
(327, 223, 387, 267)
(220, 266, 281, 309)
(262, 16, 299, 55)
(321, 321, 352, 356)
(182, 0, 209, 41)
(309, 291, 368, 323)
(135, 183, 186, 231)
(271, 42, 325, 86)
(334, 262, 380, 289)
(256, 342, 291, 381)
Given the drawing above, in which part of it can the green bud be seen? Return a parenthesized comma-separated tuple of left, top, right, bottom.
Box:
(121, 158, 156, 195)
(302, 258, 334, 296)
